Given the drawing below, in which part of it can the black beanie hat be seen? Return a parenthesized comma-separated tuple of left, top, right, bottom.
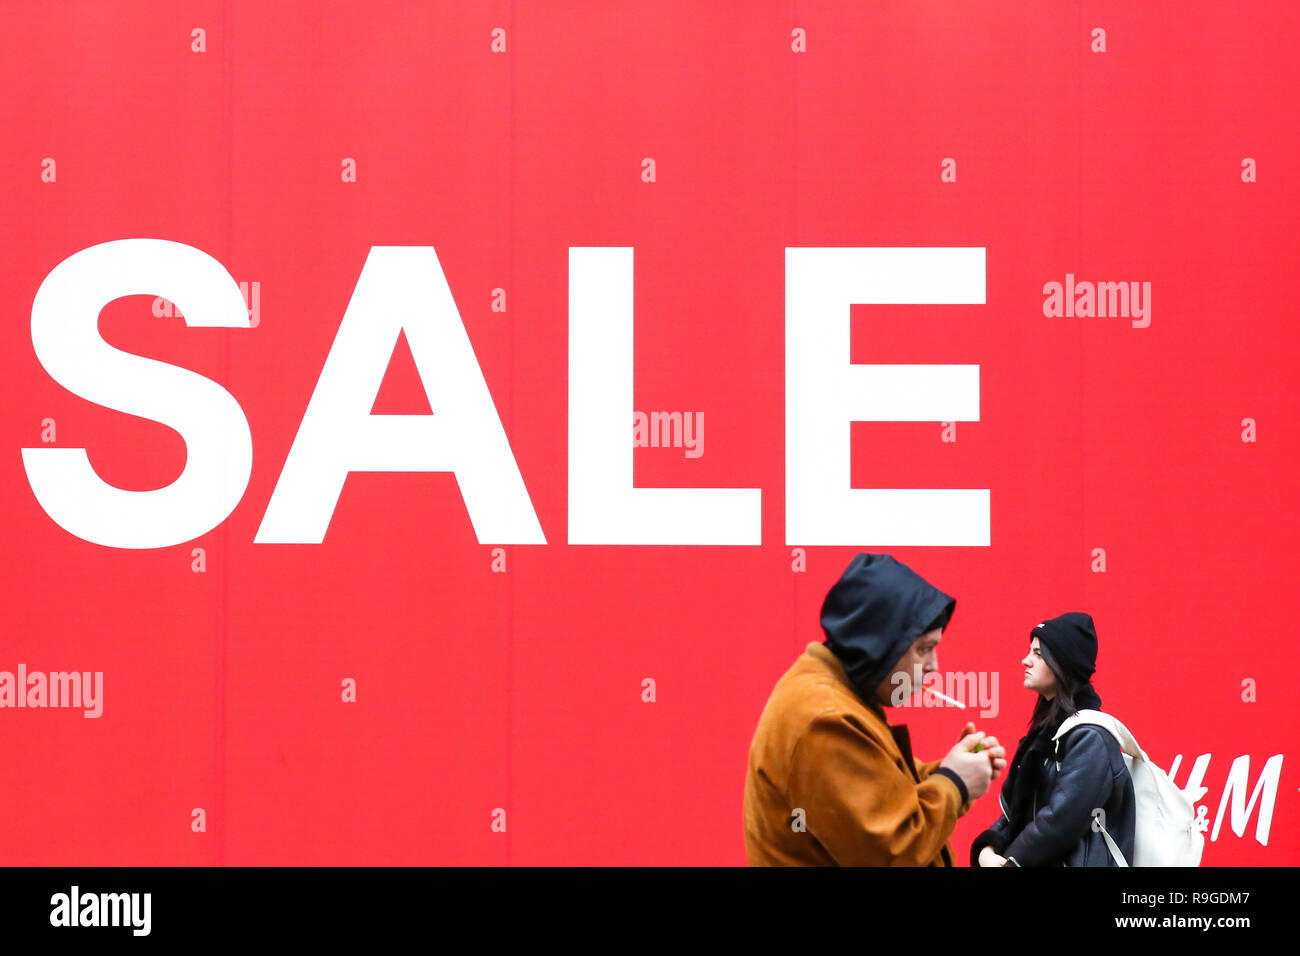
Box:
(1030, 612, 1099, 684)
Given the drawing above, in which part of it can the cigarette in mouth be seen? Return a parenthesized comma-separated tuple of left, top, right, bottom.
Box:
(923, 685, 966, 708)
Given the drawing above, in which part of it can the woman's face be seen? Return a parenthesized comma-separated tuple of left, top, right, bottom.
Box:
(1022, 637, 1058, 699)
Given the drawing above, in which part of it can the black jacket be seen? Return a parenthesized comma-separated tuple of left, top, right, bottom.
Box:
(970, 720, 1136, 867)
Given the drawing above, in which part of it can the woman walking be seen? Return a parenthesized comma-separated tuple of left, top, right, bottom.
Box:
(972, 612, 1135, 867)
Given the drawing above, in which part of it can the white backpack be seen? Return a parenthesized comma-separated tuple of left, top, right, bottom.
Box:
(1052, 710, 1203, 867)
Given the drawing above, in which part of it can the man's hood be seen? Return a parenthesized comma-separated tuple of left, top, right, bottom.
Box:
(819, 553, 956, 705)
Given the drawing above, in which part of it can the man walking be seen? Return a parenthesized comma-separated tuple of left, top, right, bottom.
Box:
(743, 553, 1005, 865)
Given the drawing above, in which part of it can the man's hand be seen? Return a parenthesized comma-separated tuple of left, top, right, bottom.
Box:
(978, 846, 1006, 867)
(983, 736, 1007, 780)
(939, 731, 994, 801)
(957, 722, 1007, 780)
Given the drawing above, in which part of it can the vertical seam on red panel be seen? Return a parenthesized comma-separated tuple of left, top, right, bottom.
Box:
(791, 0, 800, 662)
(217, 0, 234, 868)
(507, 0, 517, 868)
(1077, 0, 1086, 602)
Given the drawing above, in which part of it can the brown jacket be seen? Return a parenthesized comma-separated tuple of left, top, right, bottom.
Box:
(743, 641, 970, 865)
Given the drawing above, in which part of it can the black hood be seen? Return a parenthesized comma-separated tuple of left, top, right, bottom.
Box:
(819, 553, 956, 705)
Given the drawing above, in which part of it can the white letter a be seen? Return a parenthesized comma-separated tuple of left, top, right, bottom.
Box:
(256, 247, 544, 544)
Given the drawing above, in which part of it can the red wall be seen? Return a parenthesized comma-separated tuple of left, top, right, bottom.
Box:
(1, 1, 1295, 864)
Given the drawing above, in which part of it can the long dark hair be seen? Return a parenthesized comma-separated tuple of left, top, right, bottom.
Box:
(1026, 640, 1083, 738)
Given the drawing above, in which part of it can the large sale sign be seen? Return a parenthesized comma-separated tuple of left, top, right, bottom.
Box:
(1, 3, 1295, 865)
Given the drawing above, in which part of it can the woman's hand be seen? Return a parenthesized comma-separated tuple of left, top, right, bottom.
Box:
(979, 846, 1006, 867)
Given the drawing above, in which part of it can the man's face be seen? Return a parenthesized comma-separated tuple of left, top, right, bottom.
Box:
(877, 627, 942, 705)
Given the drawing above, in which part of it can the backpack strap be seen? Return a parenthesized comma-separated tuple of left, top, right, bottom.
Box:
(1051, 711, 1103, 767)
(1052, 710, 1146, 763)
(1052, 710, 1133, 867)
(1096, 818, 1130, 867)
